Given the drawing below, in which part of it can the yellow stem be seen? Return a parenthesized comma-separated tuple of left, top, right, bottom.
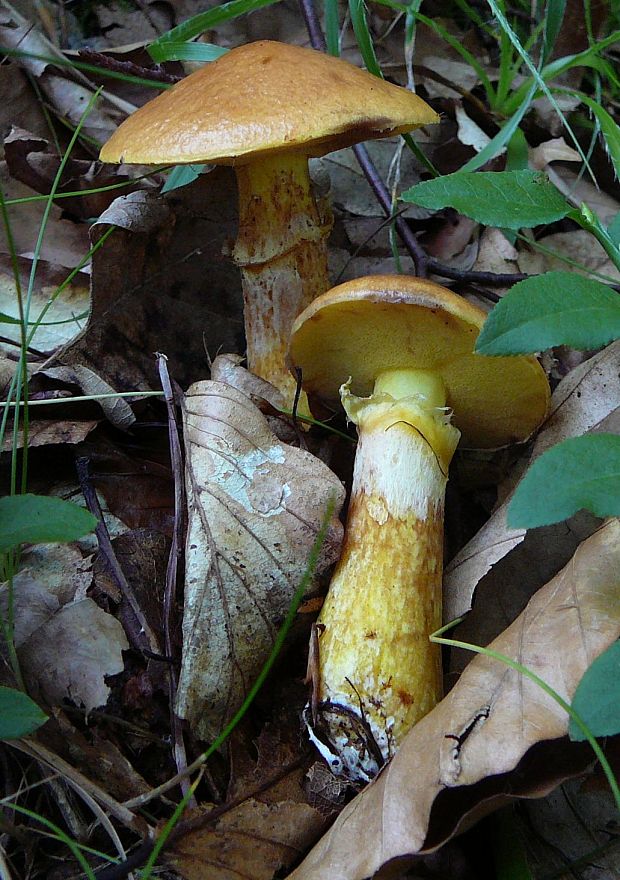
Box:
(311, 370, 460, 781)
(233, 154, 332, 411)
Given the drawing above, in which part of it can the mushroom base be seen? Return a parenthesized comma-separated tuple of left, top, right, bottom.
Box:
(308, 384, 460, 782)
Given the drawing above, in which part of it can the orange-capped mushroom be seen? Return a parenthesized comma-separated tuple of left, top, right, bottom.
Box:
(100, 41, 439, 407)
(289, 275, 550, 781)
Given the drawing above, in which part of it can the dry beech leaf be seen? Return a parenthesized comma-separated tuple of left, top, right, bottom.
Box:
(42, 364, 136, 430)
(0, 571, 128, 711)
(2, 419, 99, 451)
(169, 720, 329, 879)
(0, 254, 89, 359)
(289, 520, 620, 880)
(176, 365, 345, 741)
(518, 230, 620, 281)
(168, 770, 327, 880)
(444, 342, 620, 620)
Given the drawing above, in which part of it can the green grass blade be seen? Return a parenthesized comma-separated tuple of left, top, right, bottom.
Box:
(148, 42, 228, 63)
(147, 0, 283, 62)
(325, 0, 341, 55)
(349, 0, 383, 78)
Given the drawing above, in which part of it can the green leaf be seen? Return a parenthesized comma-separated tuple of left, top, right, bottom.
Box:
(0, 494, 98, 552)
(162, 164, 206, 193)
(0, 687, 48, 739)
(569, 641, 620, 742)
(401, 170, 570, 228)
(508, 434, 620, 528)
(475, 272, 620, 355)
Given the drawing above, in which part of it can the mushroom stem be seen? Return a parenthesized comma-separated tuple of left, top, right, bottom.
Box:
(233, 153, 332, 409)
(311, 368, 460, 781)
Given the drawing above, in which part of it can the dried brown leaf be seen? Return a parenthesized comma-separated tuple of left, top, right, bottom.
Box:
(176, 366, 345, 741)
(444, 342, 620, 619)
(0, 567, 128, 710)
(289, 520, 620, 880)
(0, 254, 89, 359)
(0, 162, 90, 268)
(169, 772, 326, 880)
(2, 418, 99, 450)
(518, 230, 620, 282)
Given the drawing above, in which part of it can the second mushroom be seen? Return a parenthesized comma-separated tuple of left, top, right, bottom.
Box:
(289, 275, 550, 782)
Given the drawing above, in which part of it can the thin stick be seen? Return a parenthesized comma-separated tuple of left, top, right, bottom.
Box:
(156, 353, 191, 801)
(75, 457, 161, 656)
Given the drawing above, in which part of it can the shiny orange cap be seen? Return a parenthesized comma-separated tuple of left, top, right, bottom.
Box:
(100, 41, 439, 165)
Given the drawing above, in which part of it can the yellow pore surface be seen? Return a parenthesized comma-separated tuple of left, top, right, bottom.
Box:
(289, 276, 550, 449)
(100, 41, 439, 166)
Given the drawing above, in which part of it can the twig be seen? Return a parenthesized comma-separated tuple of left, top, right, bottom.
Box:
(78, 48, 180, 85)
(426, 259, 528, 286)
(156, 353, 192, 802)
(299, 0, 429, 277)
(75, 456, 161, 656)
(11, 739, 147, 834)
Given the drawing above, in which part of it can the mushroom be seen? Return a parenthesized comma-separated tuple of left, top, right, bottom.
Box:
(100, 41, 439, 407)
(288, 275, 550, 781)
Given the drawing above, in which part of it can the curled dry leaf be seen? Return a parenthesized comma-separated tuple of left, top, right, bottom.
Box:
(444, 341, 620, 620)
(176, 361, 345, 741)
(0, 565, 128, 712)
(289, 520, 620, 880)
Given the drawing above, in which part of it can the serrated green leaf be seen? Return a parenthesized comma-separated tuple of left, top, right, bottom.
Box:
(508, 434, 620, 528)
(569, 641, 620, 741)
(0, 494, 98, 552)
(0, 687, 48, 739)
(475, 272, 620, 355)
(401, 170, 570, 228)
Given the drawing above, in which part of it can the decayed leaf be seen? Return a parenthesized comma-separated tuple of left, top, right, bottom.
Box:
(42, 364, 136, 430)
(0, 555, 128, 711)
(177, 362, 345, 741)
(289, 520, 620, 880)
(444, 342, 620, 620)
(0, 254, 89, 359)
(169, 772, 326, 880)
(0, 13, 127, 143)
(169, 721, 329, 880)
(2, 419, 99, 451)
(523, 777, 620, 879)
(0, 161, 90, 267)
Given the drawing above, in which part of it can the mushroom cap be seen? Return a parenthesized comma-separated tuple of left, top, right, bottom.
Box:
(100, 41, 439, 166)
(288, 275, 550, 449)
